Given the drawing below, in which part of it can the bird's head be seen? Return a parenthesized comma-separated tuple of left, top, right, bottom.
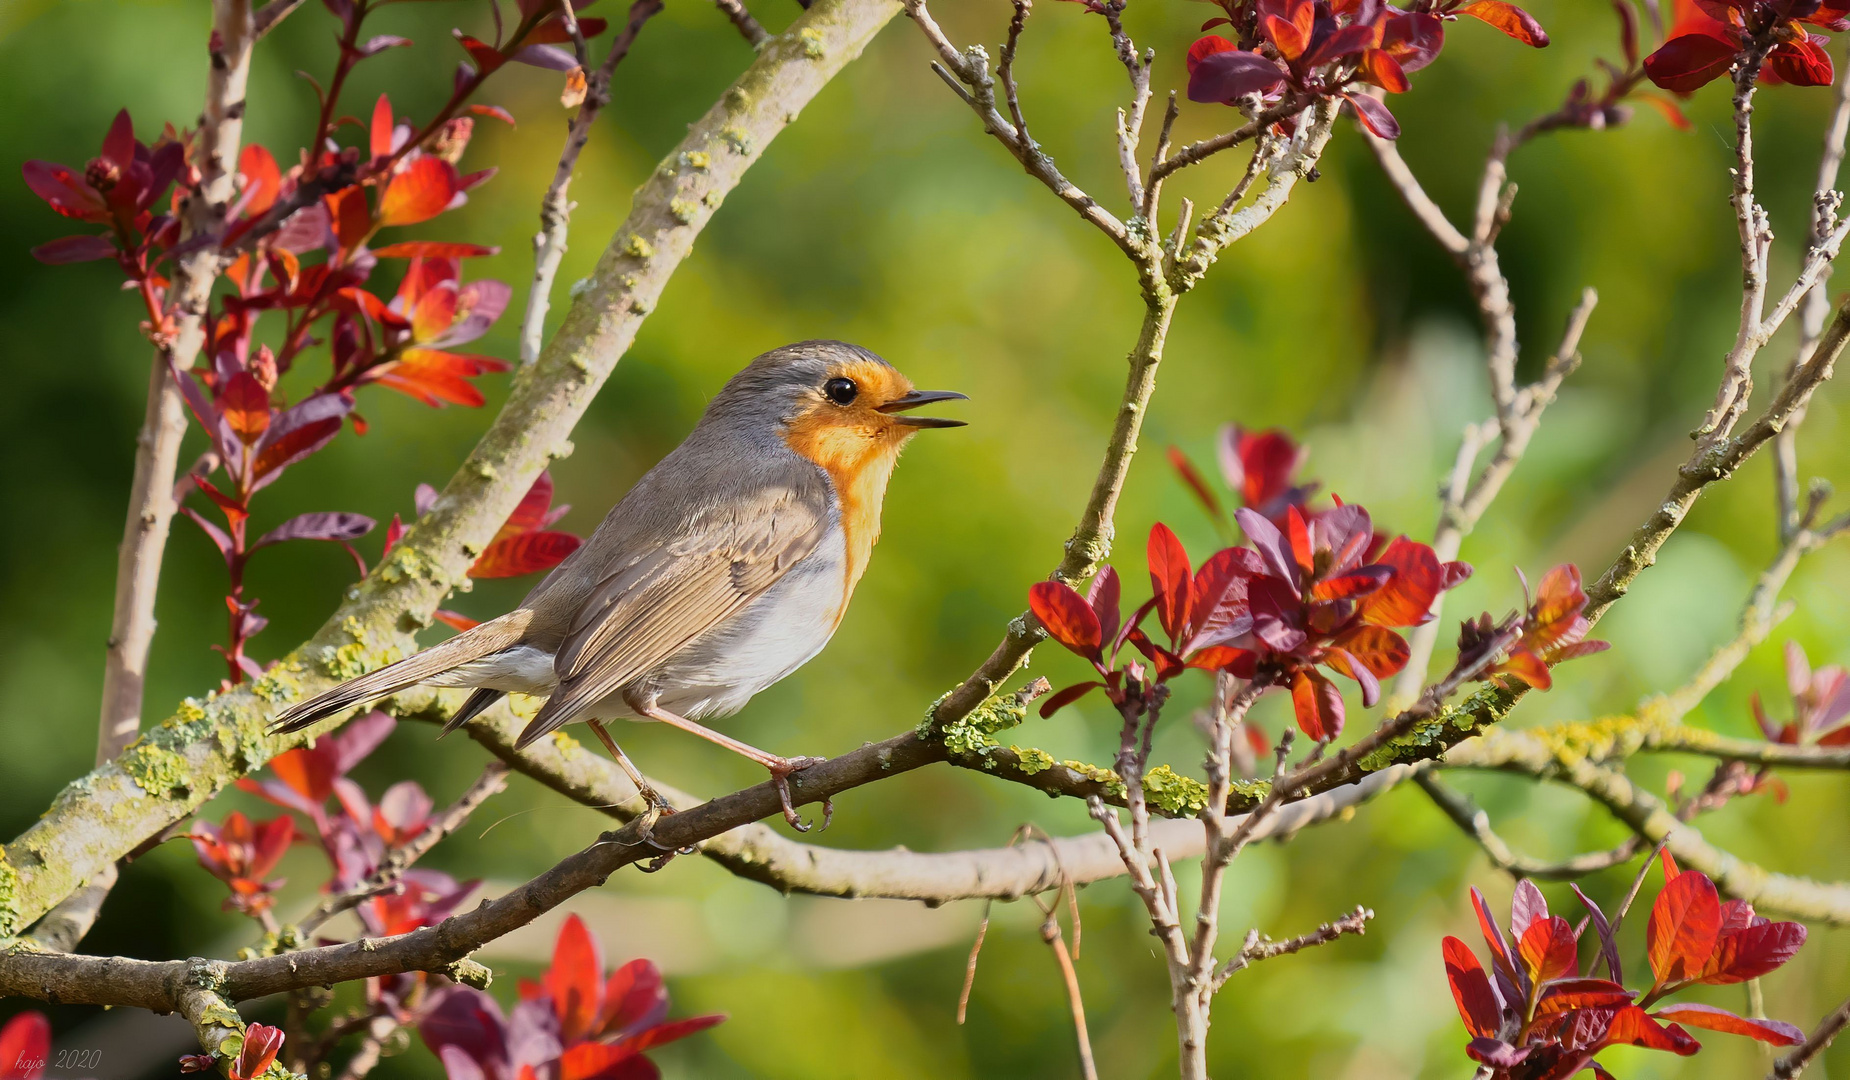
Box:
(710, 341, 966, 472)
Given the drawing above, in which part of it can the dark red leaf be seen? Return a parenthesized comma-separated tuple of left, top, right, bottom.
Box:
(1039, 681, 1105, 717)
(1344, 92, 1402, 139)
(21, 160, 108, 222)
(1699, 919, 1806, 983)
(1442, 936, 1501, 1038)
(1601, 1006, 1700, 1054)
(220, 371, 272, 445)
(1532, 977, 1633, 1016)
(1168, 446, 1224, 523)
(1644, 32, 1739, 92)
(372, 242, 500, 259)
(545, 913, 603, 1042)
(230, 1025, 284, 1080)
(1029, 581, 1104, 659)
(1766, 37, 1834, 85)
(1085, 567, 1123, 650)
(1188, 48, 1287, 102)
(1148, 523, 1193, 643)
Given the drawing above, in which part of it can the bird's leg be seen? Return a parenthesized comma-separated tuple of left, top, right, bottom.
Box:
(631, 702, 826, 831)
(586, 719, 678, 842)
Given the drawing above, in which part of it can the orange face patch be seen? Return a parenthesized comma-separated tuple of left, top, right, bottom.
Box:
(779, 359, 922, 613)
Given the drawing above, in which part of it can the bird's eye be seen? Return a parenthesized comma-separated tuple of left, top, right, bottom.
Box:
(823, 377, 858, 405)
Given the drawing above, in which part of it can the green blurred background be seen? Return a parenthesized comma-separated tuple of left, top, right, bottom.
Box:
(3, 0, 1849, 1075)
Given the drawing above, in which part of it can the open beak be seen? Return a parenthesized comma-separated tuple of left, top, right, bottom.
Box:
(878, 389, 968, 428)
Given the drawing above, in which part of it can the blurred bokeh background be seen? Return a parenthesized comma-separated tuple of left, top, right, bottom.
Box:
(2, 0, 1848, 1075)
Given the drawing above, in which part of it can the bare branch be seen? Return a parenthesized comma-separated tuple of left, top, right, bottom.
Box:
(519, 0, 666, 365)
(1416, 772, 1644, 879)
(712, 0, 770, 47)
(1772, 994, 1850, 1079)
(1211, 905, 1373, 990)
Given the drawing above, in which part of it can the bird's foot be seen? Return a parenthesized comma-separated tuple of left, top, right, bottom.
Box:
(767, 755, 829, 832)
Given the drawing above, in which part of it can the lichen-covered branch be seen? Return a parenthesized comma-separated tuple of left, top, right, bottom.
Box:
(0, 0, 902, 940)
(1446, 729, 1850, 923)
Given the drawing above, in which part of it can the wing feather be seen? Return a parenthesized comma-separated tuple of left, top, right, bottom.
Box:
(515, 477, 829, 745)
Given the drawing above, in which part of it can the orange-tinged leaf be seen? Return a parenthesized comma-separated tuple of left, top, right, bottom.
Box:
(1602, 1006, 1700, 1054)
(326, 185, 373, 251)
(433, 609, 482, 632)
(1264, 12, 1310, 58)
(1029, 581, 1103, 659)
(1357, 536, 1445, 627)
(373, 241, 500, 259)
(1362, 48, 1410, 92)
(1285, 505, 1314, 576)
(1460, 0, 1550, 45)
(471, 531, 582, 578)
(1167, 445, 1224, 522)
(412, 285, 458, 343)
(1290, 666, 1344, 740)
(1532, 977, 1632, 1016)
(1648, 870, 1722, 985)
(378, 157, 459, 228)
(370, 94, 395, 160)
(237, 144, 280, 217)
(1652, 1004, 1803, 1045)
(219, 371, 271, 445)
(1517, 916, 1579, 986)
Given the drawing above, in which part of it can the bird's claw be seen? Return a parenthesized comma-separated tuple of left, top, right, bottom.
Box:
(768, 755, 830, 832)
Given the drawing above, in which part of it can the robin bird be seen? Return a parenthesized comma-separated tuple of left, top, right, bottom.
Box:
(270, 340, 965, 831)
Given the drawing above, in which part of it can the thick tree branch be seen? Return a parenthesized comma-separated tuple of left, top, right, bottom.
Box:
(0, 0, 903, 940)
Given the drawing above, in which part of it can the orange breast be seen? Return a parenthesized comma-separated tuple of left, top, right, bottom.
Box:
(781, 417, 905, 625)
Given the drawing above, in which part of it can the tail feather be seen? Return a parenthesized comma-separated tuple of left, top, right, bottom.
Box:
(439, 687, 507, 737)
(270, 610, 534, 734)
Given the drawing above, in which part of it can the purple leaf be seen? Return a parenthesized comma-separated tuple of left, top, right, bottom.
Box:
(1345, 93, 1401, 139)
(31, 234, 117, 264)
(1572, 884, 1623, 984)
(252, 512, 377, 550)
(508, 43, 577, 71)
(359, 34, 413, 56)
(1187, 50, 1286, 103)
(181, 506, 235, 566)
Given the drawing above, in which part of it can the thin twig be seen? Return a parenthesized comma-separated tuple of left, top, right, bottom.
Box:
(518, 0, 666, 365)
(712, 0, 769, 47)
(1771, 994, 1850, 1078)
(1415, 772, 1644, 880)
(1211, 905, 1373, 990)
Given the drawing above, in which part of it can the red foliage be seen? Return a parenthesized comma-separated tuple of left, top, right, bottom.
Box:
(0, 1012, 50, 1080)
(1179, 0, 1543, 139)
(189, 811, 297, 915)
(420, 914, 723, 1080)
(229, 1026, 285, 1080)
(1644, 0, 1843, 91)
(1442, 871, 1806, 1076)
(1753, 639, 1850, 745)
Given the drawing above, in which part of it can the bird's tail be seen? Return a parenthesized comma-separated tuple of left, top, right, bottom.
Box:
(269, 610, 535, 734)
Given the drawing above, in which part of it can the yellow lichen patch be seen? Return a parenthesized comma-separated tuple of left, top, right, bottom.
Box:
(1009, 745, 1056, 775)
(122, 742, 191, 797)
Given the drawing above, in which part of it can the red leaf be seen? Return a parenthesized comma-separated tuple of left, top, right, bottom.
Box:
(434, 609, 482, 632)
(468, 104, 517, 126)
(1651, 1003, 1803, 1045)
(528, 14, 610, 43)
(1309, 566, 1392, 601)
(326, 185, 373, 251)
(1357, 537, 1444, 626)
(1263, 7, 1312, 59)
(220, 371, 272, 445)
(1601, 1006, 1700, 1054)
(1148, 523, 1193, 643)
(30, 234, 117, 264)
(370, 94, 396, 160)
(1767, 37, 1834, 86)
(544, 914, 604, 1042)
(1346, 92, 1402, 139)
(21, 160, 109, 222)
(1644, 32, 1738, 92)
(456, 34, 506, 74)
(1442, 937, 1501, 1039)
(379, 157, 460, 228)
(1517, 916, 1579, 985)
(0, 1012, 50, 1080)
(1284, 505, 1314, 576)
(1648, 870, 1722, 985)
(1167, 446, 1224, 523)
(1470, 885, 1523, 991)
(1028, 581, 1104, 659)
(612, 1014, 726, 1055)
(373, 241, 500, 259)
(100, 109, 135, 169)
(251, 416, 342, 481)
(1290, 666, 1344, 740)
(1639, 94, 1694, 130)
(1361, 48, 1411, 93)
(1700, 919, 1806, 983)
(1085, 566, 1123, 648)
(238, 145, 281, 217)
(1039, 681, 1105, 717)
(1532, 978, 1633, 1016)
(471, 531, 583, 578)
(230, 1025, 285, 1080)
(1660, 846, 1681, 880)
(1459, 0, 1551, 45)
